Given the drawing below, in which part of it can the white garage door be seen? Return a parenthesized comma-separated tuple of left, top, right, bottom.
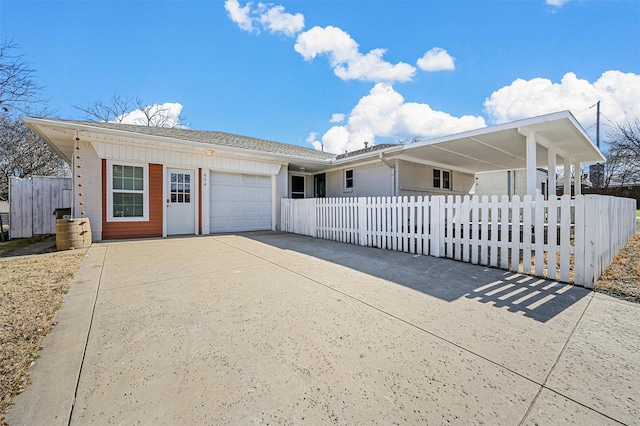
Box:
(210, 172, 272, 233)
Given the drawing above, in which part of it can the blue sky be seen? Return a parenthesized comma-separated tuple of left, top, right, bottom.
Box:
(1, 0, 639, 154)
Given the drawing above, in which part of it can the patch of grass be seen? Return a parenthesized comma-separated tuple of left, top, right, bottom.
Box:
(0, 252, 84, 414)
(0, 237, 46, 257)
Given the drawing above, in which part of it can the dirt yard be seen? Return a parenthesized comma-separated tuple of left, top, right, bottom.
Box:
(0, 251, 84, 416)
(595, 221, 640, 303)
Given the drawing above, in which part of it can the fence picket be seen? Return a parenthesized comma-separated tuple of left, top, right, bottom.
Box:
(461, 196, 470, 263)
(511, 195, 521, 272)
(446, 196, 454, 258)
(471, 196, 479, 264)
(489, 196, 499, 267)
(480, 196, 489, 265)
(560, 194, 571, 282)
(522, 195, 532, 274)
(534, 197, 545, 277)
(499, 195, 509, 269)
(547, 197, 558, 280)
(416, 197, 424, 255)
(574, 195, 585, 285)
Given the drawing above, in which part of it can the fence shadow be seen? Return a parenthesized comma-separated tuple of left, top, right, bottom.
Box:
(242, 231, 590, 323)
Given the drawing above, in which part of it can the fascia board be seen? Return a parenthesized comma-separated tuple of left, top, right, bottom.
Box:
(21, 117, 73, 163)
(21, 117, 336, 167)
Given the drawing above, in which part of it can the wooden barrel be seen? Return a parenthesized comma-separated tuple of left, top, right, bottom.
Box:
(56, 218, 92, 250)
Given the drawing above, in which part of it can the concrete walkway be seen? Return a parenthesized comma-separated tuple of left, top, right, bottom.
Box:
(7, 232, 640, 425)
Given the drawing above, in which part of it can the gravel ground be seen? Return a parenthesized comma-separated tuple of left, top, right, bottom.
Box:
(0, 251, 84, 416)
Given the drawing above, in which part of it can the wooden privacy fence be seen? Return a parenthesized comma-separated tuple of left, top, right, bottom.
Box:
(281, 194, 636, 288)
(9, 176, 72, 238)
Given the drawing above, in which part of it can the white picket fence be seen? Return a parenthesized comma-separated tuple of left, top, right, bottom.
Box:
(9, 176, 72, 238)
(281, 194, 636, 288)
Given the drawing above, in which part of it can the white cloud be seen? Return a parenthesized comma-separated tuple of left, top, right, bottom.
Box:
(116, 102, 184, 128)
(224, 0, 255, 33)
(294, 26, 416, 83)
(225, 0, 304, 36)
(330, 113, 345, 123)
(258, 4, 304, 36)
(316, 83, 486, 154)
(417, 48, 455, 72)
(546, 0, 569, 7)
(484, 71, 640, 135)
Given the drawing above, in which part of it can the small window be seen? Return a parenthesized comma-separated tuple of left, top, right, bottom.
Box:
(107, 161, 149, 221)
(170, 172, 191, 204)
(345, 169, 354, 189)
(442, 170, 451, 190)
(291, 175, 305, 199)
(433, 169, 451, 190)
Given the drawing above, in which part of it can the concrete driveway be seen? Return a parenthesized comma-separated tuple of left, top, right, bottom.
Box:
(7, 232, 640, 425)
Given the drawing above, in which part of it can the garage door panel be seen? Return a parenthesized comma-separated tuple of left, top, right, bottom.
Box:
(210, 172, 272, 233)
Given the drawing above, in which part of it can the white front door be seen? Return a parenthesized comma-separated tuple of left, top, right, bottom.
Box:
(166, 168, 195, 235)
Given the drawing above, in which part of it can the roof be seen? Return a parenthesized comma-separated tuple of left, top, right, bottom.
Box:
(394, 111, 606, 174)
(22, 118, 336, 163)
(23, 111, 606, 175)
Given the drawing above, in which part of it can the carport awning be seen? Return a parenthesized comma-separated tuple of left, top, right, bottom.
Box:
(297, 111, 605, 177)
(394, 111, 605, 174)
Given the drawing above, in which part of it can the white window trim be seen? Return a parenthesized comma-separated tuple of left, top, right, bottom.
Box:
(106, 160, 150, 222)
(344, 169, 354, 192)
(433, 168, 452, 190)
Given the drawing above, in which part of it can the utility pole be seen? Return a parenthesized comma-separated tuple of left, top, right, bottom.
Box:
(590, 100, 604, 188)
(596, 100, 600, 149)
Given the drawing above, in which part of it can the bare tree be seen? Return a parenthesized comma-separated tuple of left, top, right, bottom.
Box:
(0, 115, 68, 199)
(602, 117, 640, 187)
(74, 95, 185, 128)
(0, 39, 65, 200)
(0, 39, 44, 114)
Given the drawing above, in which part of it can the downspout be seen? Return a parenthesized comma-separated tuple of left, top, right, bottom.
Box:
(379, 153, 396, 196)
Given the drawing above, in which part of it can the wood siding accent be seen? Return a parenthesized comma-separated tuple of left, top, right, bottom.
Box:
(198, 168, 202, 234)
(102, 160, 163, 239)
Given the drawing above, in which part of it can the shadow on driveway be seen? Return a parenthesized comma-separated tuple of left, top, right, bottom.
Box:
(242, 231, 590, 323)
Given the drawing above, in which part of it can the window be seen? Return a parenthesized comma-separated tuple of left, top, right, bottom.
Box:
(170, 172, 191, 203)
(291, 175, 305, 199)
(345, 169, 354, 189)
(433, 169, 451, 190)
(107, 161, 149, 221)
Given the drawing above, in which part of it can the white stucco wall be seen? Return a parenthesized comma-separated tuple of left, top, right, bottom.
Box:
(474, 169, 548, 198)
(325, 162, 393, 198)
(274, 166, 288, 230)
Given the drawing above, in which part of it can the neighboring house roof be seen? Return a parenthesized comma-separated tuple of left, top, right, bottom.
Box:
(336, 144, 398, 159)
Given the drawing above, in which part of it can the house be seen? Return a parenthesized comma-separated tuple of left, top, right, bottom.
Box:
(23, 110, 605, 242)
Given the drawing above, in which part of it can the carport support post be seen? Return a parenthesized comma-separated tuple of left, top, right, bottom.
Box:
(574, 162, 582, 195)
(547, 147, 556, 200)
(564, 158, 572, 196)
(526, 131, 537, 199)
